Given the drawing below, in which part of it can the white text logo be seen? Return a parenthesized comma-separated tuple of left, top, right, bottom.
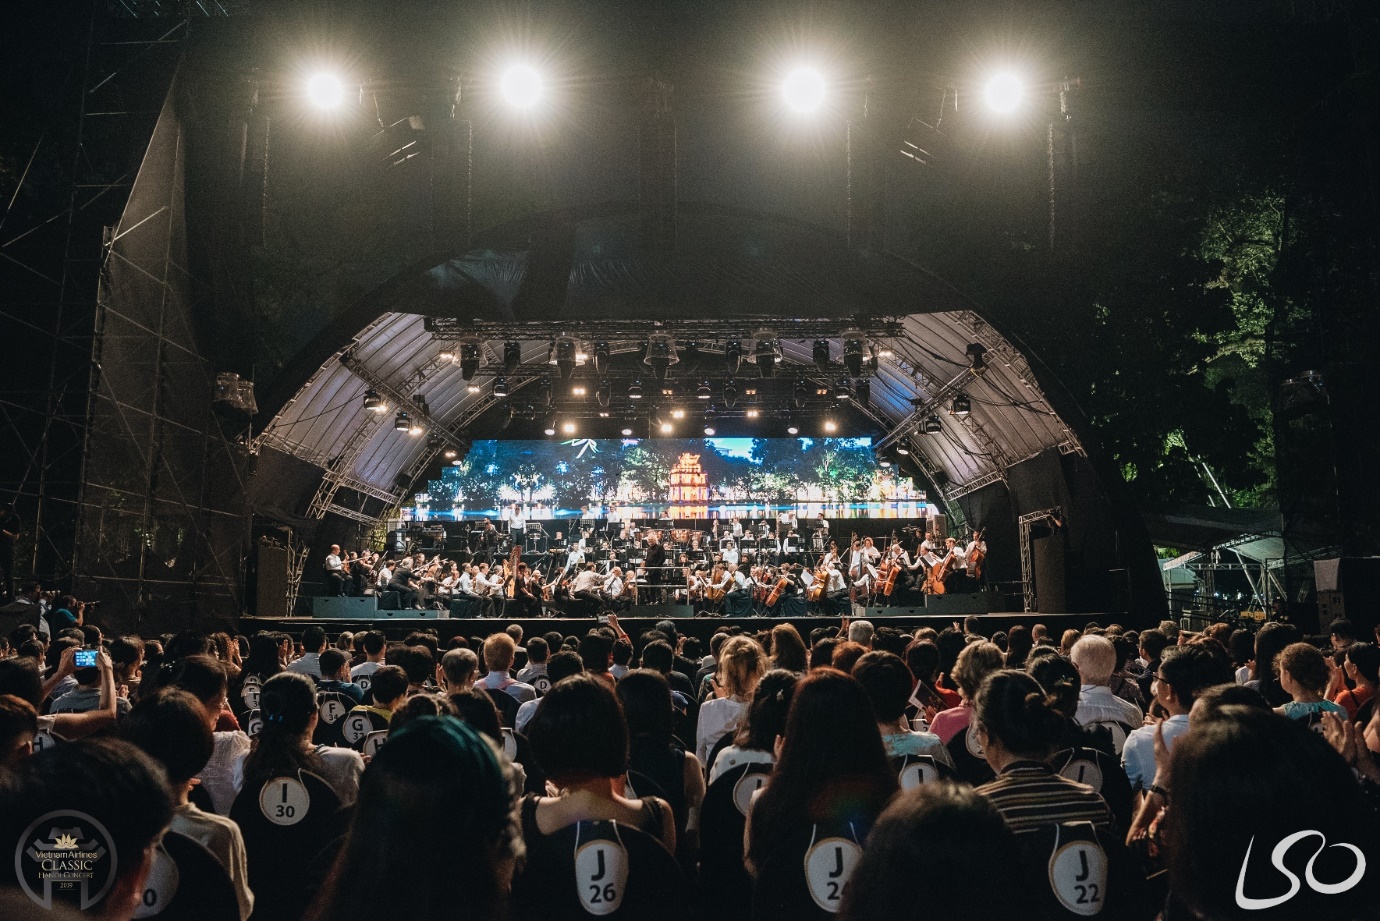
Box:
(1235, 831, 1365, 910)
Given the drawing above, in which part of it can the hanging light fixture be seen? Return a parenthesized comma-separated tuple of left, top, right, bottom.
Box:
(966, 343, 988, 371)
(696, 380, 712, 400)
(813, 339, 831, 372)
(754, 330, 778, 378)
(703, 407, 717, 436)
(363, 389, 385, 412)
(538, 377, 553, 409)
(628, 379, 644, 400)
(724, 340, 743, 373)
(596, 378, 612, 408)
(793, 379, 809, 409)
(459, 340, 482, 380)
(503, 341, 522, 374)
(394, 410, 410, 432)
(923, 415, 943, 434)
(643, 333, 679, 381)
(723, 378, 738, 408)
(543, 415, 557, 436)
(593, 341, 610, 373)
(951, 394, 972, 416)
(834, 377, 853, 401)
(842, 329, 866, 377)
(492, 376, 509, 398)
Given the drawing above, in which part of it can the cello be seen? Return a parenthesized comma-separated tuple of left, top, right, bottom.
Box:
(922, 548, 954, 596)
(880, 533, 903, 597)
(766, 566, 792, 607)
(967, 528, 987, 582)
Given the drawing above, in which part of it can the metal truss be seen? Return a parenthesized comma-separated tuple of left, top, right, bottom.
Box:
(1018, 508, 1061, 613)
(423, 317, 905, 342)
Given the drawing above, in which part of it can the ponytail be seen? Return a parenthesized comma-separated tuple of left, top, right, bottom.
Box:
(975, 670, 1065, 759)
(242, 672, 323, 787)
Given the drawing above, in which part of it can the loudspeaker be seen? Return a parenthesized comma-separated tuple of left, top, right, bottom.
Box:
(931, 515, 948, 540)
(1317, 591, 1345, 634)
(255, 543, 290, 618)
(450, 598, 481, 619)
(311, 596, 380, 619)
(1032, 536, 1067, 613)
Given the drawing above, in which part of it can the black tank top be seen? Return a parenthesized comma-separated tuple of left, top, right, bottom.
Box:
(520, 793, 668, 846)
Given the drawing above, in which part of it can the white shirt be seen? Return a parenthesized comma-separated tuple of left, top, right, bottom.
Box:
(731, 570, 751, 591)
(197, 730, 252, 816)
(604, 574, 624, 598)
(172, 802, 255, 921)
(696, 696, 750, 764)
(376, 565, 393, 588)
(1121, 714, 1190, 792)
(722, 547, 739, 566)
(325, 553, 344, 572)
(826, 568, 847, 593)
(479, 671, 537, 705)
(350, 660, 382, 680)
(458, 572, 475, 594)
(709, 747, 774, 786)
(1074, 686, 1144, 753)
(515, 698, 539, 734)
(731, 521, 743, 537)
(571, 569, 602, 594)
(286, 652, 322, 679)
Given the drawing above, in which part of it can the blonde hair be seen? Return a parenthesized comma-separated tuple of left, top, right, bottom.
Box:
(482, 633, 516, 673)
(716, 636, 767, 699)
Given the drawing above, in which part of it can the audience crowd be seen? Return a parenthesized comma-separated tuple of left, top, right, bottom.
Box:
(1, 610, 1378, 920)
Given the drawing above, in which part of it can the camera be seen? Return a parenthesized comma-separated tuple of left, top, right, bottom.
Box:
(74, 649, 98, 669)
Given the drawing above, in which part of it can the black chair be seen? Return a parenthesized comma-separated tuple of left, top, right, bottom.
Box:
(889, 753, 957, 791)
(312, 689, 357, 748)
(341, 707, 390, 752)
(483, 686, 523, 729)
(1050, 747, 1136, 834)
(242, 708, 263, 738)
(134, 830, 240, 921)
(1013, 821, 1147, 920)
(501, 728, 548, 796)
(230, 673, 264, 720)
(1079, 719, 1137, 757)
(750, 820, 866, 920)
(700, 761, 773, 921)
(944, 725, 995, 786)
(512, 819, 688, 921)
(231, 772, 344, 921)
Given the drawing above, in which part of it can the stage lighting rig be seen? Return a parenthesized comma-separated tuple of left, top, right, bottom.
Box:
(813, 340, 831, 372)
(855, 379, 870, 406)
(835, 377, 853, 401)
(966, 343, 988, 371)
(842, 330, 866, 377)
(597, 379, 612, 408)
(823, 418, 838, 433)
(703, 408, 717, 436)
(628, 380, 644, 400)
(725, 340, 743, 373)
(562, 421, 577, 435)
(543, 416, 557, 436)
(363, 389, 385, 413)
(459, 340, 483, 381)
(923, 415, 943, 434)
(723, 379, 738, 408)
(501, 63, 544, 110)
(307, 72, 346, 110)
(782, 66, 827, 114)
(696, 380, 712, 400)
(593, 341, 610, 373)
(786, 415, 800, 436)
(896, 444, 910, 455)
(443, 448, 458, 460)
(492, 376, 510, 398)
(537, 377, 553, 409)
(754, 330, 779, 378)
(437, 344, 457, 364)
(552, 336, 579, 379)
(984, 73, 1024, 114)
(426, 434, 444, 450)
(951, 394, 971, 416)
(394, 411, 411, 432)
(793, 379, 809, 409)
(503, 342, 522, 375)
(643, 334, 679, 381)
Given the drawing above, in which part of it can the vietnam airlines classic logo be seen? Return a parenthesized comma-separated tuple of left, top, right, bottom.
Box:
(1235, 831, 1366, 910)
(15, 810, 119, 910)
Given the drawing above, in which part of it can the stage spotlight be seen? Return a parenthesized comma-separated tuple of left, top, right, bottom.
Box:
(966, 343, 988, 371)
(621, 424, 635, 437)
(363, 389, 385, 413)
(553, 336, 578, 380)
(879, 456, 892, 468)
(755, 340, 778, 378)
(745, 408, 760, 419)
(467, 382, 481, 394)
(628, 379, 644, 400)
(813, 340, 831, 372)
(460, 340, 482, 381)
(923, 415, 943, 434)
(543, 416, 557, 436)
(842, 330, 865, 376)
(538, 377, 553, 409)
(412, 393, 429, 415)
(984, 73, 1024, 114)
(722, 379, 738, 408)
(503, 341, 522, 374)
(951, 394, 971, 416)
(671, 408, 686, 419)
(697, 380, 712, 400)
(725, 340, 743, 373)
(593, 341, 610, 373)
(521, 401, 536, 419)
(855, 379, 870, 406)
(409, 421, 424, 436)
(793, 379, 809, 409)
(596, 378, 612, 408)
(660, 422, 673, 434)
(443, 447, 458, 460)
(438, 344, 457, 364)
(451, 458, 463, 466)
(643, 334, 678, 381)
(651, 405, 664, 428)
(501, 63, 544, 110)
(782, 66, 827, 114)
(877, 343, 894, 358)
(896, 444, 909, 455)
(598, 410, 610, 418)
(786, 416, 800, 436)
(823, 418, 838, 433)
(562, 421, 577, 435)
(427, 434, 443, 450)
(834, 377, 853, 401)
(703, 408, 717, 436)
(306, 72, 346, 110)
(492, 376, 510, 398)
(570, 384, 587, 397)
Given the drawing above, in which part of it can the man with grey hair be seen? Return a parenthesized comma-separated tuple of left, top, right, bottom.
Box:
(848, 619, 875, 648)
(1071, 634, 1142, 753)
(436, 647, 479, 694)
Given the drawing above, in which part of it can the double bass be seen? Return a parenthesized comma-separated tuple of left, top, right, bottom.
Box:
(880, 534, 902, 597)
(503, 545, 522, 600)
(967, 528, 987, 582)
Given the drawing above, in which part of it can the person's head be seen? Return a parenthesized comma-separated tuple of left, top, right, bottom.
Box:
(951, 641, 1005, 702)
(1154, 645, 1218, 714)
(244, 631, 285, 675)
(448, 688, 502, 743)
(640, 640, 674, 675)
(307, 717, 522, 921)
(0, 657, 44, 711)
(962, 615, 982, 637)
(319, 648, 348, 682)
(747, 669, 897, 869)
(122, 689, 214, 787)
(769, 624, 808, 672)
(109, 636, 144, 679)
(1004, 625, 1032, 668)
(387, 694, 457, 736)
(440, 648, 480, 691)
(369, 665, 410, 710)
(847, 620, 875, 647)
(302, 625, 328, 654)
(810, 637, 840, 670)
(1026, 650, 1081, 720)
(390, 645, 436, 689)
(973, 670, 1068, 763)
(1069, 635, 1117, 687)
(0, 739, 173, 921)
(831, 641, 868, 675)
(1276, 642, 1329, 699)
(853, 651, 915, 725)
(839, 782, 1021, 921)
(616, 670, 674, 746)
(142, 654, 229, 729)
(526, 636, 549, 665)
(1342, 642, 1379, 688)
(505, 624, 524, 646)
(1329, 618, 1357, 650)
(716, 635, 767, 698)
(1138, 628, 1172, 666)
(243, 672, 322, 787)
(0, 694, 38, 767)
(1188, 683, 1271, 724)
(526, 674, 627, 784)
(903, 640, 940, 685)
(578, 631, 614, 674)
(1165, 706, 1377, 920)
(1058, 629, 1081, 655)
(482, 633, 517, 674)
(1158, 620, 1181, 643)
(1227, 629, 1255, 669)
(734, 669, 798, 752)
(362, 630, 386, 660)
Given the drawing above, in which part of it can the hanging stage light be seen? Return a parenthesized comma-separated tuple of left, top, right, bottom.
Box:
(703, 407, 717, 436)
(896, 443, 910, 455)
(723, 379, 738, 408)
(643, 334, 678, 381)
(499, 403, 515, 430)
(426, 433, 443, 450)
(621, 423, 635, 437)
(596, 378, 612, 408)
(793, 379, 809, 409)
(745, 407, 760, 419)
(503, 341, 522, 374)
(650, 405, 664, 428)
(394, 410, 410, 432)
(593, 341, 610, 373)
(813, 340, 831, 372)
(923, 415, 943, 434)
(696, 380, 712, 400)
(855, 378, 870, 406)
(492, 376, 510, 398)
(437, 344, 457, 364)
(754, 330, 778, 378)
(561, 420, 577, 435)
(842, 330, 866, 377)
(628, 379, 644, 400)
(443, 447, 458, 460)
(460, 340, 483, 381)
(952, 394, 972, 416)
(538, 377, 553, 409)
(835, 377, 853, 401)
(543, 416, 557, 436)
(786, 414, 800, 436)
(363, 389, 385, 413)
(725, 340, 743, 373)
(621, 405, 636, 437)
(553, 336, 578, 380)
(823, 418, 838, 433)
(966, 343, 988, 371)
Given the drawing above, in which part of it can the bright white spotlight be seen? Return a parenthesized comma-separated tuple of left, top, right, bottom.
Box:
(307, 73, 346, 110)
(782, 67, 827, 114)
(984, 73, 1024, 113)
(501, 64, 545, 110)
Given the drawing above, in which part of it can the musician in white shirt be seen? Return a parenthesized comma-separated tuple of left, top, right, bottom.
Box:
(730, 516, 744, 538)
(721, 542, 740, 567)
(570, 564, 603, 600)
(602, 567, 625, 603)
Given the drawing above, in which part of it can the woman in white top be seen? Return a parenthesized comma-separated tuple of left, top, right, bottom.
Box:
(695, 635, 767, 765)
(708, 668, 798, 784)
(235, 672, 364, 808)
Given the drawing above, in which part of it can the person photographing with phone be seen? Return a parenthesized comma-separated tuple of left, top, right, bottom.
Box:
(49, 645, 130, 720)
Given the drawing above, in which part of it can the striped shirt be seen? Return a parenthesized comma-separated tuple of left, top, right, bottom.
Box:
(976, 760, 1115, 835)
